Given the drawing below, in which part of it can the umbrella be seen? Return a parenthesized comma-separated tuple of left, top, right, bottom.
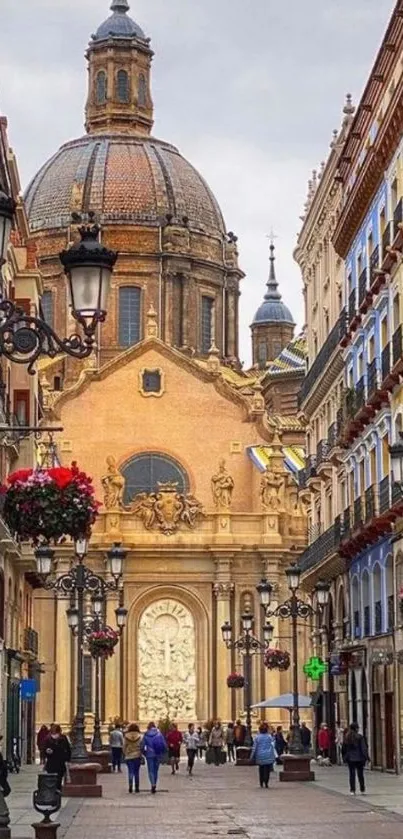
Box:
(251, 693, 312, 710)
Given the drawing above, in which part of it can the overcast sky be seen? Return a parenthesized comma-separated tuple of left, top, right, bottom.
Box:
(0, 0, 394, 364)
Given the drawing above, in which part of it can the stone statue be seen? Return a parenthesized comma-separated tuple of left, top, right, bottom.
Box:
(101, 456, 125, 509)
(131, 483, 204, 535)
(162, 216, 190, 253)
(260, 465, 285, 511)
(211, 460, 234, 509)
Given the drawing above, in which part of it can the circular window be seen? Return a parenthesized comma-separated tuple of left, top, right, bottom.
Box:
(121, 452, 189, 504)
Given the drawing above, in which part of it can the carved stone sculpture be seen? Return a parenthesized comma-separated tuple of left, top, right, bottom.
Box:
(211, 460, 234, 509)
(213, 581, 234, 599)
(260, 465, 285, 511)
(101, 456, 126, 509)
(131, 482, 204, 535)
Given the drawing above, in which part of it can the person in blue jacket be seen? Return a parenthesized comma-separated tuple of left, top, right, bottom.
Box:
(250, 722, 277, 788)
(141, 722, 167, 793)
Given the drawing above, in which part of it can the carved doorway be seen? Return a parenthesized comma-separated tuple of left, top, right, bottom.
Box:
(137, 599, 196, 722)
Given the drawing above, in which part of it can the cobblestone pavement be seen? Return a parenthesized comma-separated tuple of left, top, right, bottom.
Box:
(6, 760, 403, 839)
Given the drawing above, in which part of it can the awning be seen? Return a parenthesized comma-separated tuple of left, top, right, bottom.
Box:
(247, 444, 305, 478)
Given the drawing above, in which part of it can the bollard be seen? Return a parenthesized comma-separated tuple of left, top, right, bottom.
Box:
(0, 788, 10, 839)
(32, 774, 61, 839)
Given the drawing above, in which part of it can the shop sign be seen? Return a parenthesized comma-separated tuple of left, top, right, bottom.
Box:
(20, 679, 37, 701)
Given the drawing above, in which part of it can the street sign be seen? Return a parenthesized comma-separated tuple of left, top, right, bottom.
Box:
(20, 679, 38, 701)
(303, 656, 328, 681)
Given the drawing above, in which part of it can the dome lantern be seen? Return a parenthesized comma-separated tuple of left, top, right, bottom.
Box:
(251, 240, 295, 369)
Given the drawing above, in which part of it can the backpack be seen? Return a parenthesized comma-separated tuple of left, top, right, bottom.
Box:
(152, 733, 166, 755)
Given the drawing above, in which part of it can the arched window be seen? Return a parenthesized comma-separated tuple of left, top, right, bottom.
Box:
(362, 571, 370, 636)
(201, 296, 214, 353)
(138, 74, 147, 107)
(96, 71, 107, 105)
(119, 286, 141, 347)
(121, 452, 189, 505)
(117, 69, 130, 103)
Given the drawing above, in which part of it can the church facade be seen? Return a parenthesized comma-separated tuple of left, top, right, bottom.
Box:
(26, 1, 309, 730)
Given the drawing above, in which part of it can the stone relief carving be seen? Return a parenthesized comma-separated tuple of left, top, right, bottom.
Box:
(131, 482, 204, 535)
(213, 581, 234, 599)
(260, 465, 285, 511)
(211, 460, 234, 509)
(102, 456, 126, 509)
(138, 599, 196, 721)
(162, 216, 190, 253)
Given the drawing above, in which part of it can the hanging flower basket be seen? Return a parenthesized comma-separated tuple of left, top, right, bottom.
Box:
(264, 648, 291, 671)
(88, 628, 119, 659)
(227, 672, 245, 689)
(1, 463, 100, 545)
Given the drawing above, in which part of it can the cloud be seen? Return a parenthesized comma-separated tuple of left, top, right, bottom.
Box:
(0, 0, 394, 362)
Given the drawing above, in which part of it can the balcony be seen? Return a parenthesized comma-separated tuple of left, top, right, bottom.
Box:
(354, 496, 363, 530)
(343, 506, 351, 540)
(358, 267, 372, 314)
(364, 605, 371, 637)
(367, 358, 380, 400)
(339, 477, 399, 560)
(23, 628, 39, 657)
(387, 594, 394, 632)
(316, 439, 331, 474)
(374, 600, 383, 635)
(298, 309, 347, 406)
(394, 197, 403, 230)
(299, 523, 338, 573)
(392, 325, 403, 373)
(365, 485, 378, 523)
(379, 475, 391, 514)
(348, 288, 360, 330)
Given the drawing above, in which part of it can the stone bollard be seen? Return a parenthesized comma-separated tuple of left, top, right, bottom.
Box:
(0, 788, 10, 839)
(89, 751, 111, 774)
(63, 763, 102, 797)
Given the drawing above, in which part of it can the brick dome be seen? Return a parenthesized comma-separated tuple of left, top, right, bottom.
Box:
(25, 134, 226, 236)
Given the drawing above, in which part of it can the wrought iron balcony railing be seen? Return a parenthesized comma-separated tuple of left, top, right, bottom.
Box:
(354, 496, 363, 530)
(365, 484, 377, 522)
(299, 523, 338, 573)
(328, 419, 341, 449)
(382, 222, 392, 257)
(367, 358, 379, 399)
(308, 522, 323, 543)
(387, 594, 394, 632)
(298, 309, 347, 406)
(306, 454, 317, 481)
(316, 439, 330, 469)
(370, 244, 380, 271)
(393, 325, 402, 367)
(348, 288, 357, 323)
(379, 475, 391, 514)
(374, 600, 382, 635)
(381, 342, 391, 382)
(364, 605, 371, 637)
(343, 506, 351, 539)
(355, 376, 366, 412)
(358, 267, 368, 307)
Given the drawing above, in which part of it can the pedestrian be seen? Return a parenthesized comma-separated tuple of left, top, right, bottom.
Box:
(196, 727, 206, 759)
(234, 719, 246, 749)
(183, 723, 199, 776)
(166, 723, 183, 775)
(250, 723, 276, 789)
(123, 723, 143, 793)
(44, 724, 71, 791)
(342, 722, 368, 795)
(226, 722, 236, 762)
(37, 724, 50, 764)
(0, 737, 10, 799)
(318, 723, 330, 759)
(109, 723, 124, 772)
(274, 725, 287, 764)
(209, 720, 225, 766)
(300, 722, 312, 754)
(142, 721, 167, 793)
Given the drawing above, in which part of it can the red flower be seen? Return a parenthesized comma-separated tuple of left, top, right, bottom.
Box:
(48, 467, 74, 490)
(8, 469, 33, 485)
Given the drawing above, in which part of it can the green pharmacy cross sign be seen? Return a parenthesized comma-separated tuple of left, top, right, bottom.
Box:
(303, 656, 328, 681)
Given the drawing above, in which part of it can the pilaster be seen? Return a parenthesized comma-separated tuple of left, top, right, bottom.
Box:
(213, 556, 234, 722)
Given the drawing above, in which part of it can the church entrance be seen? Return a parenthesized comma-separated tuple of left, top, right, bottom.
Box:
(137, 599, 196, 722)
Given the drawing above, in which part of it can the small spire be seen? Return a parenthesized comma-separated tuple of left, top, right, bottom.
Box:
(111, 0, 130, 12)
(264, 241, 281, 301)
(343, 93, 355, 117)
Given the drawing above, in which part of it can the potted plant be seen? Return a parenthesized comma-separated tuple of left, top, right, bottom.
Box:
(226, 672, 245, 689)
(264, 648, 291, 671)
(2, 463, 100, 545)
(88, 628, 119, 658)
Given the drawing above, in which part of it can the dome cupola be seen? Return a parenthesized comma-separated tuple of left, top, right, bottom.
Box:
(92, 1, 146, 43)
(251, 242, 295, 369)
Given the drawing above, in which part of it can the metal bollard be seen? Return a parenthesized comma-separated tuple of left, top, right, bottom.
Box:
(32, 774, 61, 839)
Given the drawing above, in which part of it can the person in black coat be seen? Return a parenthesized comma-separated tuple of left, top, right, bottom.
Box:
(274, 726, 287, 764)
(0, 736, 10, 798)
(342, 722, 368, 795)
(44, 724, 72, 790)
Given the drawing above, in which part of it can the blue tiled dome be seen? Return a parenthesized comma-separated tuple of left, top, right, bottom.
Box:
(92, 1, 146, 42)
(252, 244, 295, 326)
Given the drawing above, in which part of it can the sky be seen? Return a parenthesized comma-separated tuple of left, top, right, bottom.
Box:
(0, 0, 394, 365)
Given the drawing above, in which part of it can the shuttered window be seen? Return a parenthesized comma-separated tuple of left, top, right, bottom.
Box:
(201, 296, 213, 353)
(119, 287, 141, 347)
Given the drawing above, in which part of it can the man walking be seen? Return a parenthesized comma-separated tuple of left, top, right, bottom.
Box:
(300, 722, 311, 754)
(209, 721, 224, 766)
(183, 723, 199, 776)
(109, 723, 124, 772)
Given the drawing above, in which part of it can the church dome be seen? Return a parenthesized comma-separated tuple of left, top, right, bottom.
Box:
(92, 1, 146, 42)
(252, 243, 294, 326)
(25, 134, 226, 236)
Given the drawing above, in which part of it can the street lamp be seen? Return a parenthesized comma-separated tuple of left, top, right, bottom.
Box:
(221, 612, 268, 749)
(258, 570, 330, 760)
(0, 197, 117, 372)
(35, 540, 127, 762)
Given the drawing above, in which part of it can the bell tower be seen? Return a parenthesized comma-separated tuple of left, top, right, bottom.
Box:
(85, 0, 154, 136)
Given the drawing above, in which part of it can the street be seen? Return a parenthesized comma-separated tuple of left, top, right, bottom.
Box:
(7, 761, 403, 839)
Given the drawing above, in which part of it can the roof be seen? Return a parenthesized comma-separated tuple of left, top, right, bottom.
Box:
(252, 243, 295, 326)
(92, 1, 146, 43)
(265, 333, 307, 377)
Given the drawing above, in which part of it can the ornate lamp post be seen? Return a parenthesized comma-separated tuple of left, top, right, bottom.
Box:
(0, 195, 117, 372)
(257, 565, 330, 781)
(67, 590, 127, 753)
(221, 613, 273, 755)
(35, 540, 127, 763)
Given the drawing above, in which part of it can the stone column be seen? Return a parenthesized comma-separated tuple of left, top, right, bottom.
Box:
(226, 289, 236, 358)
(164, 272, 174, 344)
(55, 596, 72, 729)
(104, 595, 120, 723)
(213, 569, 234, 724)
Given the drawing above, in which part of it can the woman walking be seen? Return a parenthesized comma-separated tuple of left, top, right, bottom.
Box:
(109, 724, 124, 773)
(196, 727, 206, 759)
(226, 723, 236, 762)
(123, 723, 143, 793)
(44, 724, 71, 791)
(342, 722, 368, 795)
(250, 723, 276, 789)
(142, 722, 167, 793)
(166, 723, 183, 775)
(183, 723, 199, 776)
(37, 725, 50, 765)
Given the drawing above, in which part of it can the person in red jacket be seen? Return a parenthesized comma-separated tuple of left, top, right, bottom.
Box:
(166, 723, 183, 775)
(318, 723, 331, 759)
